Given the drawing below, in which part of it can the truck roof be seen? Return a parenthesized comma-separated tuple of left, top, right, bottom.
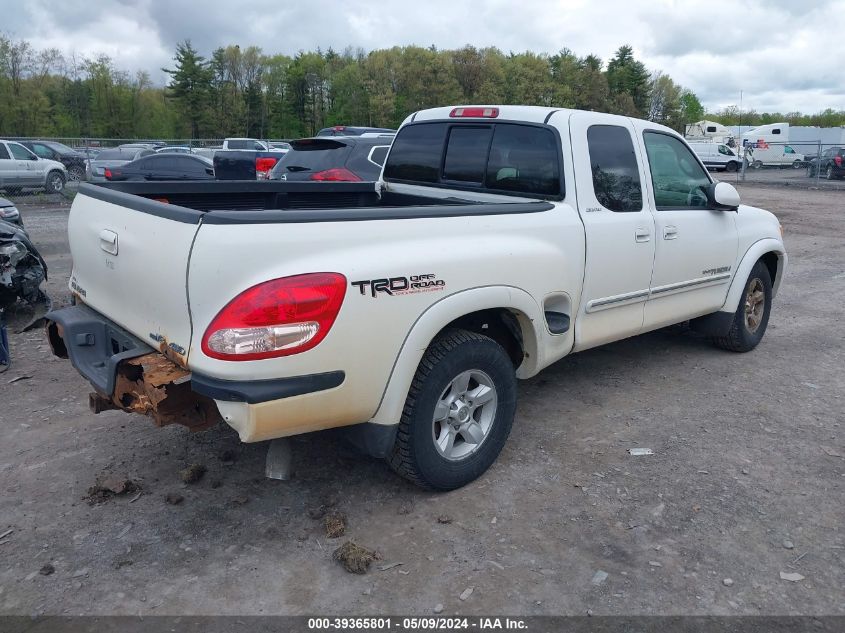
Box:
(409, 105, 575, 125)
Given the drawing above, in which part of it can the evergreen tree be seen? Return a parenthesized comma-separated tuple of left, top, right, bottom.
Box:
(163, 40, 212, 138)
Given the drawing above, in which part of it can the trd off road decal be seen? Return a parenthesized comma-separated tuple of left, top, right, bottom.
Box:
(351, 273, 445, 298)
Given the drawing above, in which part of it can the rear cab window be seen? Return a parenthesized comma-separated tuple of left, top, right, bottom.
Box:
(383, 121, 562, 199)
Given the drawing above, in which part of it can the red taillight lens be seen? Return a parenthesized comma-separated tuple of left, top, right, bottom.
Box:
(835, 155, 842, 167)
(309, 168, 362, 182)
(256, 157, 278, 173)
(201, 273, 347, 361)
(104, 168, 113, 179)
(449, 107, 499, 118)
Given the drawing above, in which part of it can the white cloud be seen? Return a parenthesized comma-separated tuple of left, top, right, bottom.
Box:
(1, 0, 842, 113)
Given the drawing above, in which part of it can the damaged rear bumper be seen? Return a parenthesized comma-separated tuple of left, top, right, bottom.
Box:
(44, 304, 355, 440)
(46, 304, 221, 431)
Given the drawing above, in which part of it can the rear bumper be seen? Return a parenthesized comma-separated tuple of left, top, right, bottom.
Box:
(45, 304, 363, 440)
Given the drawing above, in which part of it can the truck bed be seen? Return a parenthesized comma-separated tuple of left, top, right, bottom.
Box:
(83, 181, 551, 223)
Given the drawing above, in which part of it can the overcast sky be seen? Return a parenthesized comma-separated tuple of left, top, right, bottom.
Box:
(1, 0, 842, 114)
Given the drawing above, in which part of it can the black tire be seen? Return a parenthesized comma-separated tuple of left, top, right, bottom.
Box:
(792, 160, 802, 169)
(806, 165, 814, 177)
(388, 329, 516, 490)
(826, 165, 835, 180)
(45, 170, 65, 194)
(712, 260, 772, 353)
(752, 160, 763, 169)
(725, 161, 738, 173)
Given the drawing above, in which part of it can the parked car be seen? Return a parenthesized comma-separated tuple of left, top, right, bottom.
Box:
(269, 136, 393, 181)
(316, 125, 396, 137)
(0, 140, 67, 193)
(0, 196, 22, 227)
(222, 138, 270, 151)
(1, 215, 48, 311)
(75, 147, 101, 161)
(747, 144, 805, 169)
(213, 149, 289, 180)
(19, 140, 87, 182)
(687, 141, 742, 172)
(155, 146, 194, 154)
(87, 147, 155, 182)
(806, 146, 845, 180)
(46, 104, 786, 491)
(104, 154, 215, 181)
(270, 142, 292, 152)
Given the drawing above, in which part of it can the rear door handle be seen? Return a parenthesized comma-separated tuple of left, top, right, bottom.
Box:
(635, 228, 651, 243)
(663, 226, 679, 240)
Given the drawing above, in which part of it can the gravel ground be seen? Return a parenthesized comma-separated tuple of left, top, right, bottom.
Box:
(0, 184, 842, 616)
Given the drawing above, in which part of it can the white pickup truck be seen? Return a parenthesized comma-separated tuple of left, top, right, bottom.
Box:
(46, 105, 787, 490)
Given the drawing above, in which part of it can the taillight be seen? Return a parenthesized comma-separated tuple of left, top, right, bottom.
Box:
(309, 168, 362, 182)
(256, 157, 278, 172)
(450, 107, 499, 118)
(835, 155, 842, 167)
(104, 168, 113, 179)
(201, 273, 346, 361)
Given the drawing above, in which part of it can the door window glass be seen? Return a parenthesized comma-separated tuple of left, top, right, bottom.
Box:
(0, 144, 9, 160)
(9, 143, 35, 160)
(643, 132, 711, 210)
(586, 125, 642, 212)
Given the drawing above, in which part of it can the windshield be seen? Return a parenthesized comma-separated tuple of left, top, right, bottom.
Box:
(43, 141, 77, 154)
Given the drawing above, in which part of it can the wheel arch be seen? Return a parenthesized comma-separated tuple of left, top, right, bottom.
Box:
(722, 239, 786, 313)
(368, 286, 543, 426)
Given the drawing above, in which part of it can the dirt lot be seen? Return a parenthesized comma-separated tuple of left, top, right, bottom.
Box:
(0, 184, 842, 617)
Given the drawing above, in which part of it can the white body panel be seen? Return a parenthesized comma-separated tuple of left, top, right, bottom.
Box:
(0, 140, 66, 188)
(64, 106, 787, 442)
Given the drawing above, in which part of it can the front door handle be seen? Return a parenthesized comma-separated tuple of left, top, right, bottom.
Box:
(635, 228, 651, 243)
(663, 225, 679, 240)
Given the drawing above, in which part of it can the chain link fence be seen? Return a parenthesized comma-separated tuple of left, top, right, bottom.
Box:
(710, 141, 845, 190)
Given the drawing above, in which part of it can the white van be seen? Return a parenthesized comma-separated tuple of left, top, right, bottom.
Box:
(688, 142, 743, 172)
(747, 144, 805, 169)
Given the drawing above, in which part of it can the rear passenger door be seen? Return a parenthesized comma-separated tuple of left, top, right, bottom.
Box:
(635, 127, 738, 330)
(570, 112, 656, 351)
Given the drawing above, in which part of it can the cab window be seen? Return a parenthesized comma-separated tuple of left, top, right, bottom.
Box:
(9, 143, 36, 160)
(586, 125, 642, 212)
(784, 146, 794, 154)
(643, 132, 711, 210)
(718, 145, 734, 156)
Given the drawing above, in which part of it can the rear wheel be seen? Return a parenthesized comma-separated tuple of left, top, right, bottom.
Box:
(45, 170, 65, 193)
(712, 261, 772, 353)
(806, 165, 814, 177)
(826, 165, 835, 180)
(388, 329, 516, 490)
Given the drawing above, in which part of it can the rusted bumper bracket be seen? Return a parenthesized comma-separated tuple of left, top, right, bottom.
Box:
(46, 304, 221, 432)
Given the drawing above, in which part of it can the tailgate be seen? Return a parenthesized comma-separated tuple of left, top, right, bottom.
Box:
(67, 184, 202, 364)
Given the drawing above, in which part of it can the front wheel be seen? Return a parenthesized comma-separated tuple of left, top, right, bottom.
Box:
(388, 329, 516, 490)
(45, 170, 65, 193)
(68, 166, 85, 182)
(752, 160, 763, 169)
(826, 165, 835, 180)
(712, 261, 773, 353)
(725, 161, 738, 173)
(792, 160, 802, 169)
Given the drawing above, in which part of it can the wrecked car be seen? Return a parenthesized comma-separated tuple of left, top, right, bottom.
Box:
(0, 219, 49, 317)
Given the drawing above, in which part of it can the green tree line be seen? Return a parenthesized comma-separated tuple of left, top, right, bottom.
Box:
(1, 34, 841, 140)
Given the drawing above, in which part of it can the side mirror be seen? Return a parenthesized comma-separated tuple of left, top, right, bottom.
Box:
(705, 182, 740, 211)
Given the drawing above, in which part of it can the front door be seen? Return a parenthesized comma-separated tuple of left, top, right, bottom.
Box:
(634, 126, 739, 330)
(570, 113, 656, 351)
(8, 142, 41, 185)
